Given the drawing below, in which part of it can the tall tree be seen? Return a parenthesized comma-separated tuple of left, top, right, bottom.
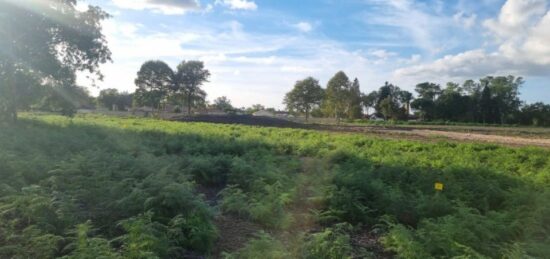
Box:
(98, 89, 120, 110)
(379, 97, 399, 121)
(435, 83, 469, 121)
(284, 77, 324, 121)
(212, 96, 234, 112)
(415, 82, 441, 101)
(134, 61, 174, 111)
(362, 91, 378, 117)
(98, 89, 133, 111)
(462, 79, 482, 121)
(324, 71, 351, 122)
(0, 67, 42, 120)
(486, 76, 523, 124)
(347, 78, 363, 119)
(412, 82, 441, 120)
(374, 82, 402, 118)
(398, 90, 413, 117)
(479, 84, 494, 124)
(519, 103, 550, 126)
(0, 0, 111, 122)
(173, 61, 211, 115)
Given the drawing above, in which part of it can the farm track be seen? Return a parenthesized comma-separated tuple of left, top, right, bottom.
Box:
(320, 125, 550, 148)
(173, 115, 550, 148)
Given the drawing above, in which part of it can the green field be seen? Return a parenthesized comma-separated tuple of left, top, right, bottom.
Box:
(1, 114, 549, 258)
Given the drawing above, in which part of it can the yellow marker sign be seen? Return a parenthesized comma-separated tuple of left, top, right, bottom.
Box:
(435, 182, 444, 191)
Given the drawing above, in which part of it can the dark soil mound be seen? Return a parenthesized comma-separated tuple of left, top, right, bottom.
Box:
(173, 115, 307, 128)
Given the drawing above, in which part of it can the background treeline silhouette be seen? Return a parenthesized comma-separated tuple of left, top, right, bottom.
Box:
(284, 72, 550, 126)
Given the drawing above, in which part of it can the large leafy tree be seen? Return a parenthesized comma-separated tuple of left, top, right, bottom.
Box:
(519, 102, 550, 126)
(134, 60, 174, 110)
(412, 82, 441, 120)
(324, 71, 351, 121)
(485, 76, 523, 124)
(435, 83, 470, 121)
(0, 68, 42, 120)
(374, 82, 403, 119)
(173, 61, 211, 115)
(415, 82, 441, 101)
(39, 84, 92, 117)
(379, 97, 399, 120)
(284, 77, 324, 121)
(0, 0, 111, 121)
(397, 90, 413, 117)
(479, 84, 495, 123)
(98, 88, 133, 111)
(362, 91, 378, 117)
(347, 78, 363, 119)
(212, 96, 234, 112)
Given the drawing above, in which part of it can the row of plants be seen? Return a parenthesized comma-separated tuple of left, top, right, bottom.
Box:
(1, 114, 549, 258)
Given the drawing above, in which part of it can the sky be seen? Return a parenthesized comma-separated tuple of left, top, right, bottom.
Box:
(77, 0, 550, 108)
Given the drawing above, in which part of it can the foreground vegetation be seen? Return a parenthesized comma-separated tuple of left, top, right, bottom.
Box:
(0, 114, 549, 258)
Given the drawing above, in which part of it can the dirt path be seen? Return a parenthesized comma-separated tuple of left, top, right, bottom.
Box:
(320, 125, 550, 148)
(173, 115, 550, 148)
(287, 158, 324, 232)
(371, 128, 550, 148)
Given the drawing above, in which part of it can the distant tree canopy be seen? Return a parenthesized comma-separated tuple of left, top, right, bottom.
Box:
(324, 71, 351, 120)
(282, 72, 545, 126)
(411, 76, 524, 124)
(97, 89, 133, 111)
(348, 78, 363, 119)
(173, 61, 211, 115)
(246, 104, 266, 114)
(362, 91, 378, 116)
(134, 60, 210, 114)
(284, 77, 324, 120)
(0, 0, 111, 121)
(134, 60, 173, 110)
(518, 102, 550, 126)
(212, 96, 234, 112)
(39, 85, 93, 117)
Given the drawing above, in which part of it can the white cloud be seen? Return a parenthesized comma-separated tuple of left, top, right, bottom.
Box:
(111, 0, 200, 15)
(483, 0, 547, 39)
(368, 49, 398, 59)
(394, 0, 550, 83)
(294, 22, 313, 32)
(453, 11, 477, 29)
(363, 0, 453, 56)
(79, 17, 399, 108)
(216, 0, 257, 10)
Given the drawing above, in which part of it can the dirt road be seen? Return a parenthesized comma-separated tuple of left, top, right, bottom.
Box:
(173, 115, 550, 148)
(366, 127, 550, 148)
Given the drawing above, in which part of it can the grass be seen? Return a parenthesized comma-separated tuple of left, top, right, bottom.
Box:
(0, 113, 548, 258)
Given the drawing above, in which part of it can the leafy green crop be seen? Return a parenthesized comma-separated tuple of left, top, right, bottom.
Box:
(0, 114, 548, 258)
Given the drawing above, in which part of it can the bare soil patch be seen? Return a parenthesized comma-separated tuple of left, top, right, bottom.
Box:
(174, 115, 550, 148)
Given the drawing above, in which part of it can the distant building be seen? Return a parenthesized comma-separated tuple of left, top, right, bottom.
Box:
(197, 108, 228, 115)
(367, 114, 385, 121)
(253, 110, 276, 117)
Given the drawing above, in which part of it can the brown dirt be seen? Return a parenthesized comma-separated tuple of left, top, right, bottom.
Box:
(194, 185, 263, 258)
(324, 125, 550, 148)
(173, 115, 550, 148)
(351, 228, 394, 259)
(211, 215, 263, 258)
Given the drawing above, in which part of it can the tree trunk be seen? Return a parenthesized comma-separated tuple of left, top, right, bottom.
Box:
(305, 108, 309, 122)
(10, 107, 17, 123)
(181, 99, 185, 114)
(7, 63, 17, 123)
(187, 94, 192, 116)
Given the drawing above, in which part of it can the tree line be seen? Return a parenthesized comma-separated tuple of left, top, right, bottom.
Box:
(284, 72, 550, 126)
(0, 0, 548, 127)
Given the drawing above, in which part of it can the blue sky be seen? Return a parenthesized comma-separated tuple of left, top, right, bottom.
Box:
(77, 0, 550, 108)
